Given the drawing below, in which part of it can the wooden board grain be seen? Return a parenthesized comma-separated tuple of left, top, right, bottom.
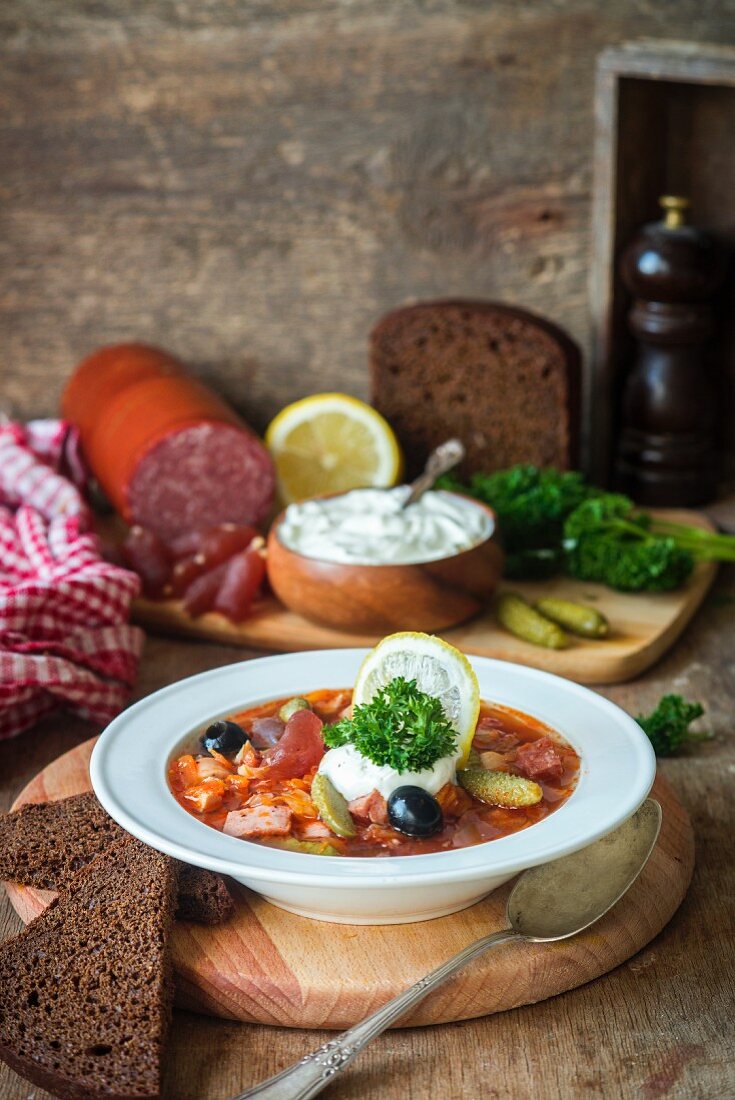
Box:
(132, 508, 717, 685)
(5, 737, 694, 1030)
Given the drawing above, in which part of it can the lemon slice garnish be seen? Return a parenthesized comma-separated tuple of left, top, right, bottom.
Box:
(265, 393, 403, 504)
(353, 632, 480, 767)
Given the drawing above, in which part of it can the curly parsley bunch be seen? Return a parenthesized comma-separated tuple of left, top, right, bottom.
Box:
(324, 677, 457, 773)
(441, 464, 735, 591)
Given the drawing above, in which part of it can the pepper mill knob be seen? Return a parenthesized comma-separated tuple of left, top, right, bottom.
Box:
(615, 195, 726, 506)
(660, 194, 689, 229)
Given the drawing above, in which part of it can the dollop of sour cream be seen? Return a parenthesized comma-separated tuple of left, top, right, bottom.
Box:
(278, 486, 492, 565)
(318, 743, 460, 801)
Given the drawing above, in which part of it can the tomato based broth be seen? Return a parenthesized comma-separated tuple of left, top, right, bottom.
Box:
(169, 689, 580, 856)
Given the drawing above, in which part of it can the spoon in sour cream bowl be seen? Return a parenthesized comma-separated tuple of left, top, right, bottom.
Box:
(402, 438, 466, 508)
(234, 799, 662, 1100)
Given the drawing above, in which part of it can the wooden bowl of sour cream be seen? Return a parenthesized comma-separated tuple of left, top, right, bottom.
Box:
(266, 488, 504, 633)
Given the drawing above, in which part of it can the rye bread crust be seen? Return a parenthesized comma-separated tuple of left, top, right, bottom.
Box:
(0, 793, 234, 926)
(0, 1043, 156, 1100)
(370, 299, 581, 478)
(0, 792, 125, 890)
(0, 837, 177, 1100)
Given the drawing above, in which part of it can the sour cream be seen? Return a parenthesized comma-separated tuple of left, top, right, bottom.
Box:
(317, 743, 460, 801)
(278, 487, 491, 565)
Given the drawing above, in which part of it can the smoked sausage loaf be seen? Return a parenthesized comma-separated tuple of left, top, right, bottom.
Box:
(62, 344, 275, 540)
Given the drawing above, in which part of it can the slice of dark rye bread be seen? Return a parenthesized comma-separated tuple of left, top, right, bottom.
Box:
(0, 793, 233, 925)
(370, 299, 581, 478)
(176, 863, 233, 924)
(0, 836, 176, 1100)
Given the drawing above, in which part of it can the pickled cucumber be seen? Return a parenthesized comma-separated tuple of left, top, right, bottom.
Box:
(268, 837, 342, 856)
(458, 767, 543, 808)
(534, 597, 609, 639)
(311, 773, 357, 838)
(278, 696, 312, 722)
(496, 592, 569, 649)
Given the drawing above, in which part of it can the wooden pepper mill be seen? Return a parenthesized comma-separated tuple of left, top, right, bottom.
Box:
(615, 195, 726, 506)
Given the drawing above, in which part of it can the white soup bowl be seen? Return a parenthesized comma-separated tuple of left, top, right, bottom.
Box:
(90, 650, 655, 925)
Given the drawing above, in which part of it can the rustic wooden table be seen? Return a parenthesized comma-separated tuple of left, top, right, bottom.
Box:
(2, 574, 734, 1100)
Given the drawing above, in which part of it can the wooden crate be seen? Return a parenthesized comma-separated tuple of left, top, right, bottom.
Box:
(588, 40, 735, 486)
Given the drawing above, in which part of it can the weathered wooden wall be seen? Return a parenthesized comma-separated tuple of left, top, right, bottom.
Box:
(1, 2, 734, 440)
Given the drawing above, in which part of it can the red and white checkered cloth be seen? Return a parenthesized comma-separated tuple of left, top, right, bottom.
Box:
(0, 418, 144, 739)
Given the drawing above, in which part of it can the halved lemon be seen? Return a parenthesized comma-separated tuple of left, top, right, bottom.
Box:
(265, 393, 403, 504)
(353, 632, 481, 767)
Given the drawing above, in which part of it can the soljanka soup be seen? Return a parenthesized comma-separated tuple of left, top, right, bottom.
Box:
(169, 681, 580, 857)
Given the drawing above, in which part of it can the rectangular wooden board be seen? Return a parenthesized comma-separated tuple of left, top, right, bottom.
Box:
(131, 508, 717, 685)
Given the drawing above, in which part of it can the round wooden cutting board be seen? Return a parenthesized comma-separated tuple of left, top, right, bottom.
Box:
(5, 738, 694, 1030)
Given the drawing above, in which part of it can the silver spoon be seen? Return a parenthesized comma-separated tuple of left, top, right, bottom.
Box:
(234, 799, 661, 1100)
(402, 438, 465, 508)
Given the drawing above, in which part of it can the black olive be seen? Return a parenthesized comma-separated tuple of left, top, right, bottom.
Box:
(200, 719, 246, 757)
(387, 786, 443, 838)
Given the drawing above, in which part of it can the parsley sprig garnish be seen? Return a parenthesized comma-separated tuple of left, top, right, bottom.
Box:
(636, 694, 710, 757)
(324, 677, 457, 772)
